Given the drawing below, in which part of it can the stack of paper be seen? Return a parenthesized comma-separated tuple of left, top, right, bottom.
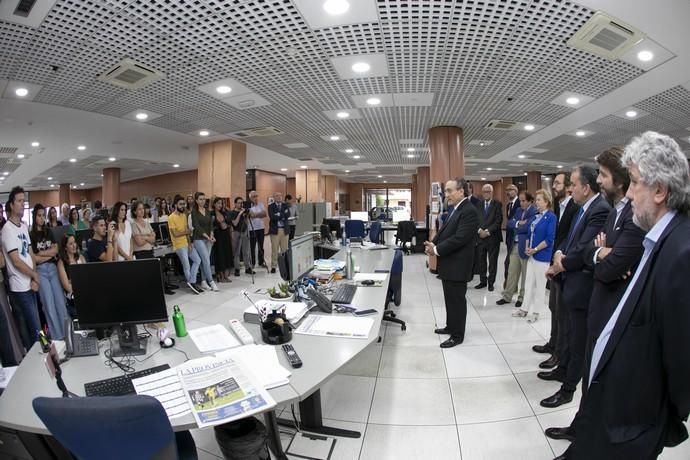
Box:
(188, 324, 241, 353)
(295, 315, 374, 339)
(217, 344, 291, 389)
(314, 259, 346, 273)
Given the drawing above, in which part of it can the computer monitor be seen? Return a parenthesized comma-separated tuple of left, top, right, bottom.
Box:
(151, 222, 162, 244)
(70, 259, 168, 357)
(350, 211, 369, 222)
(75, 229, 94, 250)
(158, 222, 170, 244)
(322, 218, 342, 239)
(289, 234, 314, 282)
(50, 225, 69, 246)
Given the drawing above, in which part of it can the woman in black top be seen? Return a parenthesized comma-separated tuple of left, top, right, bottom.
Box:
(211, 197, 233, 283)
(47, 207, 60, 227)
(29, 204, 70, 340)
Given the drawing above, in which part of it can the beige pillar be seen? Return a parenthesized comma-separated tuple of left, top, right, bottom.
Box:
(198, 140, 247, 199)
(526, 171, 541, 195)
(101, 168, 120, 207)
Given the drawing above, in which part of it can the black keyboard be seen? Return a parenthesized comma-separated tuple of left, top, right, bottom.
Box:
(84, 364, 171, 397)
(331, 284, 358, 304)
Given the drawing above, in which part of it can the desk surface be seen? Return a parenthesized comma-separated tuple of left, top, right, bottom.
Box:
(0, 247, 394, 435)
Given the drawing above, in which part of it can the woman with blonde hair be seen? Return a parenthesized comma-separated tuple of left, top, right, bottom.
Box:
(513, 188, 556, 322)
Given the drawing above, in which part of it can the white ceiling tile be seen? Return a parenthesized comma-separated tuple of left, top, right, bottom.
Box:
(392, 93, 435, 107)
(330, 53, 389, 79)
(350, 93, 394, 108)
(293, 0, 378, 30)
(322, 109, 362, 120)
(221, 92, 271, 110)
(197, 77, 253, 100)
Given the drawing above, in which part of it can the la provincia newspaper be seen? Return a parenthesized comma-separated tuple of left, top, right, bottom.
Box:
(177, 355, 276, 428)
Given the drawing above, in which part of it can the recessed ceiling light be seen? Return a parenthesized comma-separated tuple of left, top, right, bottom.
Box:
(69, 158, 77, 163)
(16, 154, 25, 159)
(77, 145, 86, 151)
(2, 172, 9, 176)
(544, 177, 551, 181)
(216, 85, 232, 94)
(323, 0, 349, 15)
(524, 172, 528, 176)
(330, 135, 340, 141)
(518, 154, 526, 159)
(280, 168, 288, 171)
(557, 165, 563, 169)
(481, 177, 487, 181)
(565, 96, 580, 105)
(377, 175, 383, 178)
(345, 148, 354, 153)
(366, 97, 381, 105)
(15, 88, 28, 97)
(199, 130, 210, 136)
(108, 157, 116, 162)
(172, 164, 180, 168)
(637, 50, 654, 62)
(479, 142, 485, 147)
(135, 112, 148, 120)
(101, 174, 104, 177)
(72, 185, 77, 189)
(524, 124, 535, 131)
(31, 141, 40, 147)
(345, 170, 350, 173)
(353, 155, 361, 159)
(351, 62, 370, 73)
(80, 182, 85, 186)
(486, 167, 493, 171)
(576, 130, 586, 137)
(50, 184, 55, 188)
(406, 154, 416, 159)
(406, 147, 415, 152)
(625, 110, 638, 118)
(300, 165, 308, 169)
(47, 176, 52, 180)
(336, 112, 350, 119)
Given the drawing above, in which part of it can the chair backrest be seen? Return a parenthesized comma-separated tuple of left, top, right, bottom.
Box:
(368, 221, 382, 242)
(391, 248, 403, 275)
(396, 221, 416, 241)
(344, 220, 365, 238)
(33, 395, 179, 460)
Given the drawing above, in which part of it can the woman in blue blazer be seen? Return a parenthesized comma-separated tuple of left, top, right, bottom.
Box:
(513, 188, 557, 322)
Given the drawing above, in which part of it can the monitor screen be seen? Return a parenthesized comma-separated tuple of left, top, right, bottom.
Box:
(75, 229, 94, 248)
(71, 259, 168, 328)
(322, 218, 342, 238)
(289, 234, 314, 281)
(159, 222, 170, 244)
(350, 211, 369, 222)
(151, 222, 162, 244)
(50, 225, 69, 247)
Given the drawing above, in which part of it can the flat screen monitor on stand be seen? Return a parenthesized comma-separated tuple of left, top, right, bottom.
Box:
(70, 259, 169, 357)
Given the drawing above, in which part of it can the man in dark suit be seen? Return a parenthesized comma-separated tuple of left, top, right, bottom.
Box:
(474, 184, 503, 291)
(268, 192, 290, 274)
(533, 172, 580, 369)
(540, 166, 610, 408)
(504, 184, 519, 282)
(545, 147, 645, 446)
(425, 178, 479, 349)
(559, 132, 690, 459)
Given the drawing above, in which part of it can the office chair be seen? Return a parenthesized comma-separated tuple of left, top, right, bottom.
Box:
(368, 221, 382, 243)
(394, 221, 416, 254)
(33, 395, 198, 460)
(344, 219, 365, 239)
(383, 249, 406, 331)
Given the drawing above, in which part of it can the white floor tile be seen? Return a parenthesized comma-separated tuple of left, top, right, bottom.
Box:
(536, 406, 579, 456)
(443, 344, 512, 379)
(321, 374, 376, 423)
(484, 320, 544, 344)
(386, 306, 435, 324)
(382, 323, 441, 347)
(458, 417, 554, 460)
(191, 427, 222, 457)
(338, 343, 382, 377)
(514, 371, 583, 415)
(498, 342, 547, 374)
(450, 375, 533, 424)
(369, 378, 455, 425)
(378, 345, 447, 378)
(360, 424, 461, 460)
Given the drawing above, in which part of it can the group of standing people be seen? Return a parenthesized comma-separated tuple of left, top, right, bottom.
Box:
(427, 131, 690, 459)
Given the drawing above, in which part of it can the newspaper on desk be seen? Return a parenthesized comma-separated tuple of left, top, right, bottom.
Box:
(177, 355, 276, 428)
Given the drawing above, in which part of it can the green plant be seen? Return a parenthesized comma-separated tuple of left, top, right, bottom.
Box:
(267, 283, 290, 298)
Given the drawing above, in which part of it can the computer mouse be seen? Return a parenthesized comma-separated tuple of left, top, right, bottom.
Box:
(361, 279, 375, 286)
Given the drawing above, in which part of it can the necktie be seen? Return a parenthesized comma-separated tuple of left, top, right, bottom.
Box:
(507, 201, 513, 216)
(565, 207, 585, 250)
(484, 201, 490, 216)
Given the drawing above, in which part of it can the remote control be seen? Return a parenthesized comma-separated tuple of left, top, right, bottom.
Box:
(229, 319, 255, 345)
(281, 344, 303, 368)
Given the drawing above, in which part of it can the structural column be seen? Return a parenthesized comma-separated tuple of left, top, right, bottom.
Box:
(198, 140, 247, 199)
(58, 184, 71, 206)
(415, 166, 430, 222)
(295, 169, 324, 203)
(526, 171, 541, 195)
(101, 168, 120, 207)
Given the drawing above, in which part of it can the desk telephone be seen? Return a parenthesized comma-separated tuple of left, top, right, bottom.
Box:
(64, 319, 99, 357)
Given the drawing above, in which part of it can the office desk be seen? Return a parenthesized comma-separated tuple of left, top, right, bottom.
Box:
(0, 247, 393, 458)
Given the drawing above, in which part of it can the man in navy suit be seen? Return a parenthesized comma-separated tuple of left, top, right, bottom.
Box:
(544, 147, 645, 447)
(268, 192, 290, 274)
(540, 166, 610, 408)
(503, 184, 520, 281)
(474, 184, 503, 291)
(559, 133, 690, 459)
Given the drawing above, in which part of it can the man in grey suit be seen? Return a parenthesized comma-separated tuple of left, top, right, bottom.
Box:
(425, 178, 479, 348)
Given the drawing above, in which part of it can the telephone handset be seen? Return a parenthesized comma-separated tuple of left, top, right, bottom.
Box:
(64, 318, 99, 357)
(64, 318, 75, 356)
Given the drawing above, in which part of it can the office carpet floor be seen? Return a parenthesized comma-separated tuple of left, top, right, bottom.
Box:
(166, 244, 690, 460)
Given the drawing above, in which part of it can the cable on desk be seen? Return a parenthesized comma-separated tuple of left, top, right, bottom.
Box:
(291, 404, 302, 433)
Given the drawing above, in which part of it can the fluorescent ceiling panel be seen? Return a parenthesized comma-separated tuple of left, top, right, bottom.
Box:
(330, 53, 389, 79)
(351, 94, 394, 108)
(293, 0, 378, 29)
(392, 93, 435, 107)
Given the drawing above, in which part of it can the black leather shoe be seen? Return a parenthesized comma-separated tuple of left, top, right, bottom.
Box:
(474, 283, 487, 289)
(545, 426, 575, 442)
(164, 288, 175, 295)
(434, 327, 450, 334)
(537, 368, 566, 382)
(532, 343, 554, 354)
(245, 268, 255, 274)
(540, 390, 574, 408)
(271, 268, 276, 273)
(488, 284, 494, 292)
(496, 299, 510, 305)
(440, 337, 463, 348)
(539, 355, 559, 369)
(515, 300, 523, 308)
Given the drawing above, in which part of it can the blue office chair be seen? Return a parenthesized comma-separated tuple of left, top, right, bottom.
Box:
(33, 395, 198, 460)
(383, 249, 406, 331)
(368, 221, 382, 243)
(344, 219, 366, 239)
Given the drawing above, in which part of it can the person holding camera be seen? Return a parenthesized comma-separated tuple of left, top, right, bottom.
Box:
(229, 197, 254, 277)
(86, 215, 117, 262)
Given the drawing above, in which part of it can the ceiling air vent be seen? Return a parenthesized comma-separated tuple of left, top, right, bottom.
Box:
(567, 11, 645, 60)
(97, 59, 164, 89)
(485, 119, 519, 130)
(0, 147, 19, 155)
(229, 130, 253, 138)
(250, 127, 283, 137)
(14, 0, 38, 17)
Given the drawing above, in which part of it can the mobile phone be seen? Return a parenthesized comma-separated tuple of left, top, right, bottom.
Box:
(353, 309, 377, 316)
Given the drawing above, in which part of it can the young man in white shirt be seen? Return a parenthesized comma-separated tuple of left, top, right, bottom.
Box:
(1, 186, 41, 350)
